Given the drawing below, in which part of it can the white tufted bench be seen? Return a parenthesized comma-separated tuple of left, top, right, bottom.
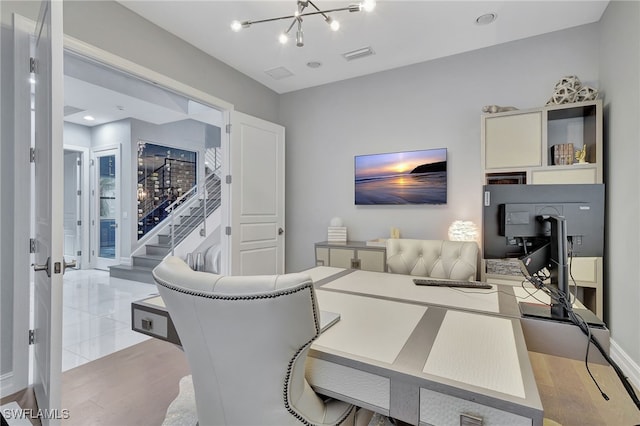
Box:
(385, 239, 479, 281)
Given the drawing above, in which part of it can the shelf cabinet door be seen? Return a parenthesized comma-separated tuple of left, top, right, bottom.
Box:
(328, 248, 357, 269)
(484, 112, 542, 169)
(358, 250, 386, 272)
(531, 167, 598, 184)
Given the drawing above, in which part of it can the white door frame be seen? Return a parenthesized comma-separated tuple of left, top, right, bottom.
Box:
(91, 146, 121, 270)
(63, 144, 90, 270)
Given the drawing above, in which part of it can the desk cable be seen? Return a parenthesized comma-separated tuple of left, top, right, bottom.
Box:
(524, 269, 640, 411)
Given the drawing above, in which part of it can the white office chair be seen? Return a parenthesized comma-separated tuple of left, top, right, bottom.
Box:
(153, 256, 372, 426)
(386, 239, 479, 281)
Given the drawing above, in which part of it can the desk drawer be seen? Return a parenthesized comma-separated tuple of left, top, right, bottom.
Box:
(133, 308, 168, 339)
(419, 388, 531, 426)
(306, 358, 389, 412)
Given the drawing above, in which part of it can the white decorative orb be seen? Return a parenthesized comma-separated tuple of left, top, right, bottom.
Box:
(329, 217, 344, 227)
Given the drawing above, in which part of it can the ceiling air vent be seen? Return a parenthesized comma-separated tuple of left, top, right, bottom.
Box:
(342, 46, 375, 61)
(265, 66, 294, 80)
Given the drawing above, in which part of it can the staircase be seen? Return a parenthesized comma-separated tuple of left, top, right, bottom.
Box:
(110, 173, 221, 284)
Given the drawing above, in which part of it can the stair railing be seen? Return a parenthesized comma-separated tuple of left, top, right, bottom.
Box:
(165, 170, 222, 256)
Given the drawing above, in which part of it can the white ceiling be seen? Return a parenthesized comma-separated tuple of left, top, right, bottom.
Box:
(117, 1, 609, 94)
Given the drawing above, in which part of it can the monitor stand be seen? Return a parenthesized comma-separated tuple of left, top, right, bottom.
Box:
(519, 301, 605, 327)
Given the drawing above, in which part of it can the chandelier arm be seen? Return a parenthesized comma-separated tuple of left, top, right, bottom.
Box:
(308, 0, 330, 20)
(243, 5, 357, 27)
(284, 18, 297, 34)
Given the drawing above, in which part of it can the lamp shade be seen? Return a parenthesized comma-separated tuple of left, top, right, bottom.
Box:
(448, 220, 478, 241)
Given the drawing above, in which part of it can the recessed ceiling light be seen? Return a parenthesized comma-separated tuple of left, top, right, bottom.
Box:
(83, 115, 95, 121)
(307, 61, 322, 69)
(476, 13, 497, 25)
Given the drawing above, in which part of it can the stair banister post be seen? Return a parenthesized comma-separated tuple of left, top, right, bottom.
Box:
(170, 207, 175, 256)
(203, 180, 208, 237)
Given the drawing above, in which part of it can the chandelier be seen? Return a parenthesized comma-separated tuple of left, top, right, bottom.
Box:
(231, 0, 376, 47)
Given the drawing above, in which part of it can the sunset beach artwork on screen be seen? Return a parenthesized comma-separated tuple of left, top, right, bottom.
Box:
(354, 148, 447, 205)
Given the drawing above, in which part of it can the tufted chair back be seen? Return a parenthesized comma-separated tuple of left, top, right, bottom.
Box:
(153, 256, 358, 426)
(386, 239, 479, 281)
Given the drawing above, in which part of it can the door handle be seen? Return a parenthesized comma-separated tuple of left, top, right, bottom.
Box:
(63, 258, 77, 274)
(32, 257, 51, 277)
(278, 227, 284, 235)
(32, 257, 76, 276)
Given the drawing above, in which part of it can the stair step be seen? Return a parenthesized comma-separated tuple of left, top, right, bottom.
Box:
(145, 244, 171, 256)
(133, 254, 165, 268)
(109, 264, 155, 284)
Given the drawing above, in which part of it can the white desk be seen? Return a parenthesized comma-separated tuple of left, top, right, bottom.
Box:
(131, 266, 609, 425)
(306, 268, 543, 425)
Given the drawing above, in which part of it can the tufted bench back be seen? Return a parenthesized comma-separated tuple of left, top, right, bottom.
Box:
(386, 239, 479, 281)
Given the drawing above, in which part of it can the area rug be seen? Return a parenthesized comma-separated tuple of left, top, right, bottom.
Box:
(162, 375, 198, 426)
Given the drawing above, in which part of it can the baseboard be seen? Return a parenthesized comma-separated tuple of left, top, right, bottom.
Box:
(609, 338, 640, 390)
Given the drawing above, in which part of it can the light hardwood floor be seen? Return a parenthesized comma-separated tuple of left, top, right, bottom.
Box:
(3, 339, 640, 425)
(61, 339, 189, 426)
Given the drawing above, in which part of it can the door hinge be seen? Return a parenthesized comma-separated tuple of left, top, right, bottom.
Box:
(77, 190, 82, 196)
(77, 220, 82, 226)
(225, 175, 232, 184)
(29, 57, 36, 74)
(90, 159, 95, 166)
(30, 147, 36, 163)
(77, 250, 82, 256)
(29, 238, 36, 254)
(29, 329, 35, 345)
(225, 124, 232, 134)
(77, 159, 82, 166)
(225, 226, 231, 236)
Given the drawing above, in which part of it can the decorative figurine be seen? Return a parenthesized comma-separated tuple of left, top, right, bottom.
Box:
(575, 146, 588, 164)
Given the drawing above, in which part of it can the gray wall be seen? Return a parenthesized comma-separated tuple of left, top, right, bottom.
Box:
(599, 0, 640, 362)
(280, 24, 600, 273)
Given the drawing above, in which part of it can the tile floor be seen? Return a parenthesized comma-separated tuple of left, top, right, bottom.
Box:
(62, 269, 158, 371)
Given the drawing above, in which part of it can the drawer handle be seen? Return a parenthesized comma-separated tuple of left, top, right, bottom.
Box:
(141, 318, 153, 331)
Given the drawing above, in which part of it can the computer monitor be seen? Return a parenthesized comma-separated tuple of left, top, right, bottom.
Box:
(482, 184, 604, 323)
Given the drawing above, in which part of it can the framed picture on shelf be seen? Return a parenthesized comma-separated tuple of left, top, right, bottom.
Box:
(485, 171, 526, 185)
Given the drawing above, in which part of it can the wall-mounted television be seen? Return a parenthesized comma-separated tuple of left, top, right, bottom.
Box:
(355, 148, 447, 205)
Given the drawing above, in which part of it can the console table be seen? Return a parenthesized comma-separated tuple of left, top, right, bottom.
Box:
(314, 240, 386, 272)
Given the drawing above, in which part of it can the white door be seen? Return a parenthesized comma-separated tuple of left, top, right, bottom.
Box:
(0, 12, 33, 397)
(32, 0, 65, 423)
(227, 112, 285, 275)
(92, 148, 120, 270)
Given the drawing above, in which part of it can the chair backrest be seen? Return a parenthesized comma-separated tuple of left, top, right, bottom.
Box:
(386, 239, 479, 281)
(153, 256, 354, 425)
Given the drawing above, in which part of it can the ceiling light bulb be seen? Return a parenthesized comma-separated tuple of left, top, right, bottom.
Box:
(230, 20, 242, 32)
(278, 33, 289, 44)
(296, 30, 304, 47)
(327, 17, 340, 31)
(361, 0, 376, 12)
(83, 115, 95, 121)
